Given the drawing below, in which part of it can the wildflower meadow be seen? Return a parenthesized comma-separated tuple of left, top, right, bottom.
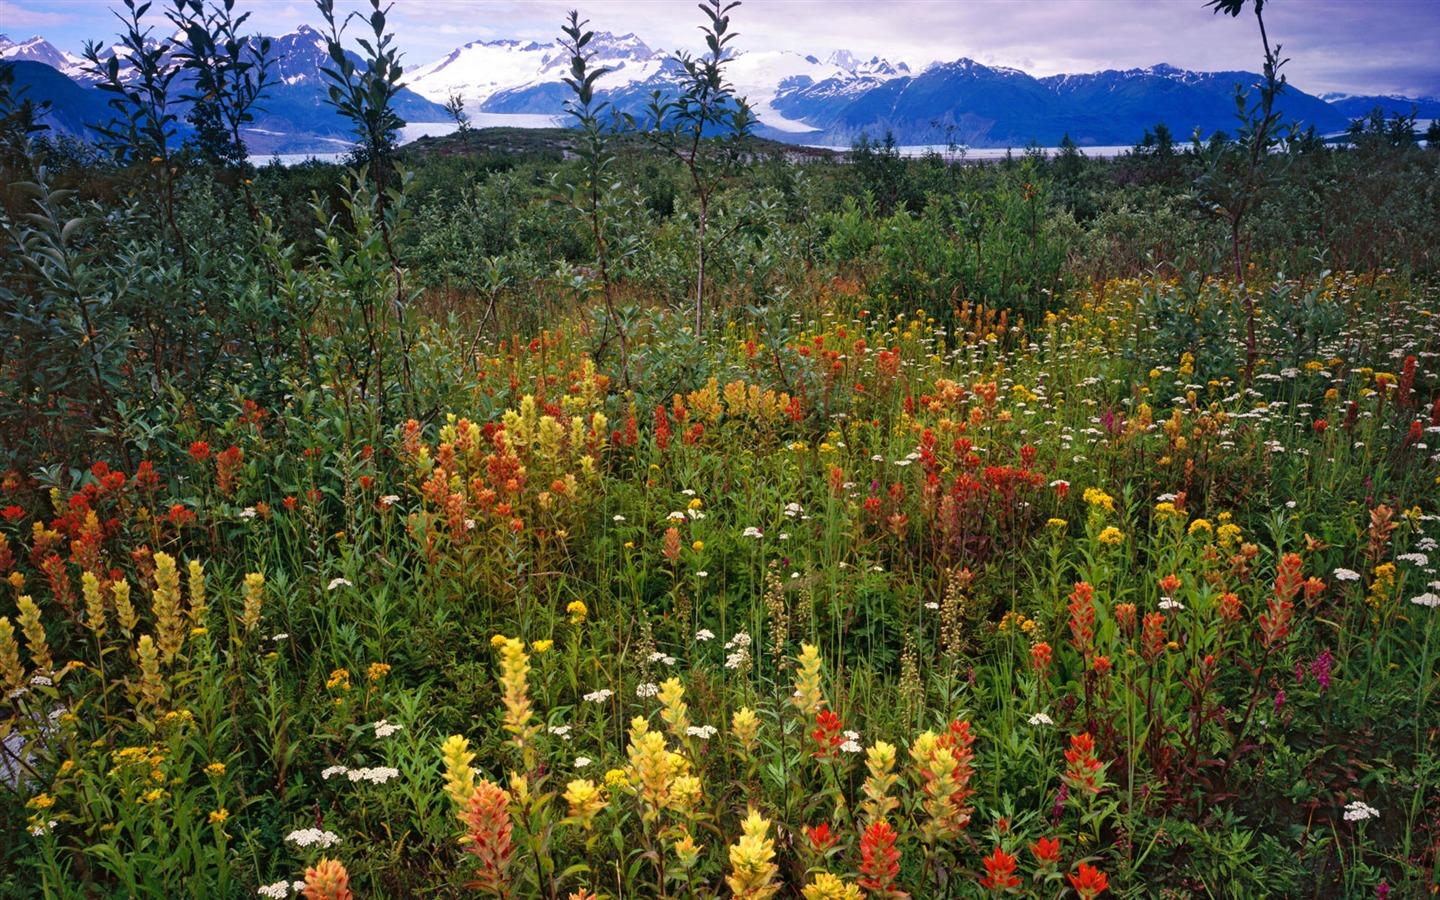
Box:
(3, 1, 1440, 897)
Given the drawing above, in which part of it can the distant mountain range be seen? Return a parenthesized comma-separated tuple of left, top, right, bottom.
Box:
(0, 28, 450, 155)
(4, 28, 1437, 155)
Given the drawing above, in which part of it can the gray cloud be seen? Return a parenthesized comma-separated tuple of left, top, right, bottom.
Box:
(13, 0, 1439, 97)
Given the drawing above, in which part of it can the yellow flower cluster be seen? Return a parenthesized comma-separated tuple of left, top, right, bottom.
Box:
(1083, 487, 1115, 512)
(726, 808, 779, 900)
(1097, 526, 1125, 546)
(791, 644, 825, 716)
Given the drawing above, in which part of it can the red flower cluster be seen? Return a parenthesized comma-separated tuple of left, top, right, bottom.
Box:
(812, 709, 845, 759)
(978, 847, 1020, 891)
(1062, 732, 1104, 797)
(857, 820, 906, 898)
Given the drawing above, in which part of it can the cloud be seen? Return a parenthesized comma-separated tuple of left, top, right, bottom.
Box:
(0, 0, 73, 31)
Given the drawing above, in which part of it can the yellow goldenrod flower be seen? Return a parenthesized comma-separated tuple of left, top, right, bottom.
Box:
(205, 762, 227, 778)
(208, 808, 229, 825)
(325, 669, 350, 691)
(1046, 517, 1067, 529)
(566, 600, 588, 624)
(26, 793, 55, 810)
(531, 640, 553, 654)
(692, 540, 704, 552)
(490, 633, 509, 647)
(1097, 526, 1125, 545)
(1082, 487, 1115, 512)
(368, 662, 392, 682)
(602, 767, 630, 792)
(1188, 519, 1213, 536)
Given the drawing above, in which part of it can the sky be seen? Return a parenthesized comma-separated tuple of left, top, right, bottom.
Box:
(4, 0, 1439, 98)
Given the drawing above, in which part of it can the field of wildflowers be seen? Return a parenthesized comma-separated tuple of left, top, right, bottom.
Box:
(3, 2, 1440, 890)
(3, 263, 1438, 897)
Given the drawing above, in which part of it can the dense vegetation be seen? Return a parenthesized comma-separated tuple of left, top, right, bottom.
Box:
(2, 1, 1439, 897)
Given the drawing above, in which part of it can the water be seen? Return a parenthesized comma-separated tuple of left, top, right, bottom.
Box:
(805, 143, 1136, 160)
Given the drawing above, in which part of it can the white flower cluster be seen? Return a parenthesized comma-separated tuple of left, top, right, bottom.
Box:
(1333, 568, 1362, 582)
(548, 725, 573, 740)
(1342, 800, 1379, 822)
(257, 880, 306, 898)
(686, 725, 719, 739)
(379, 494, 401, 508)
(320, 766, 399, 784)
(373, 719, 403, 738)
(574, 756, 592, 768)
(1028, 712, 1055, 726)
(695, 628, 715, 642)
(742, 526, 764, 538)
(647, 651, 677, 666)
(1410, 592, 1440, 608)
(285, 828, 341, 848)
(326, 577, 353, 591)
(636, 682, 660, 698)
(724, 631, 752, 670)
(347, 766, 399, 784)
(1397, 552, 1430, 566)
(1158, 598, 1185, 611)
(583, 689, 614, 703)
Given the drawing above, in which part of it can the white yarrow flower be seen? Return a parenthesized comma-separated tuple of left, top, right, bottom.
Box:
(636, 682, 660, 698)
(1333, 568, 1362, 582)
(695, 628, 715, 641)
(1410, 592, 1440, 608)
(285, 828, 341, 848)
(583, 689, 614, 703)
(326, 577, 352, 591)
(1158, 597, 1184, 611)
(1028, 712, 1055, 726)
(373, 719, 403, 738)
(574, 756, 592, 768)
(1342, 800, 1379, 822)
(321, 765, 350, 780)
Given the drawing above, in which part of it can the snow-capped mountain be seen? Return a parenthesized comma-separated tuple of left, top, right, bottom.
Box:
(405, 32, 665, 109)
(403, 33, 910, 137)
(0, 34, 87, 79)
(6, 22, 1433, 154)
